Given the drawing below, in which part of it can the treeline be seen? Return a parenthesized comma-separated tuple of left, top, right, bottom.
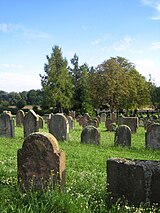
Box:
(0, 89, 43, 114)
(0, 45, 160, 115)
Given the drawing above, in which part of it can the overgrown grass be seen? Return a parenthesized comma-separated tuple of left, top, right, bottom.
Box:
(1, 121, 160, 212)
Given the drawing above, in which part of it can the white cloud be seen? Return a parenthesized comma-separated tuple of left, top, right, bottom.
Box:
(0, 72, 41, 92)
(91, 34, 110, 46)
(0, 63, 24, 69)
(141, 0, 160, 20)
(113, 35, 133, 51)
(0, 23, 22, 33)
(0, 22, 51, 40)
(148, 41, 160, 50)
(135, 58, 160, 85)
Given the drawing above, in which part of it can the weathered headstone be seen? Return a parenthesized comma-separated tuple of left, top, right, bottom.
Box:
(83, 113, 90, 121)
(89, 119, 98, 128)
(114, 125, 131, 147)
(69, 110, 75, 119)
(67, 116, 74, 129)
(23, 110, 39, 138)
(107, 158, 160, 206)
(78, 116, 88, 128)
(49, 113, 69, 141)
(105, 118, 116, 131)
(0, 111, 15, 138)
(38, 115, 44, 129)
(145, 123, 160, 149)
(16, 110, 25, 127)
(117, 116, 138, 133)
(81, 125, 100, 145)
(100, 113, 106, 122)
(17, 132, 65, 191)
(110, 112, 117, 123)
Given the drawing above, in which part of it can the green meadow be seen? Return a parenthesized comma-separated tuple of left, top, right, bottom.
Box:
(1, 122, 160, 212)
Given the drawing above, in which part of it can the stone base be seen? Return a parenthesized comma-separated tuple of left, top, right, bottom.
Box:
(107, 158, 160, 206)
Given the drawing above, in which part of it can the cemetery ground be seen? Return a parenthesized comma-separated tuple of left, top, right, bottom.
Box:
(1, 122, 160, 212)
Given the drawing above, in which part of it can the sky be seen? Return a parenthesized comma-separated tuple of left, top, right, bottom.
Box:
(0, 0, 160, 92)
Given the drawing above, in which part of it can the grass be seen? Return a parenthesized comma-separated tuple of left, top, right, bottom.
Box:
(1, 121, 160, 212)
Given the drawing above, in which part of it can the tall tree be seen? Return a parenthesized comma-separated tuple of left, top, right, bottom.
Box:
(70, 54, 94, 115)
(40, 45, 73, 112)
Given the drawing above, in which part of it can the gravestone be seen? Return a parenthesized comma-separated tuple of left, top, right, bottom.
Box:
(114, 125, 131, 147)
(67, 116, 74, 129)
(49, 113, 69, 141)
(81, 125, 100, 145)
(17, 132, 65, 191)
(69, 110, 75, 119)
(105, 118, 116, 131)
(110, 112, 117, 123)
(83, 113, 90, 121)
(38, 115, 44, 129)
(78, 116, 88, 128)
(0, 111, 15, 138)
(107, 158, 160, 207)
(117, 116, 138, 133)
(89, 119, 98, 128)
(24, 110, 39, 138)
(16, 110, 25, 127)
(100, 113, 106, 122)
(145, 123, 160, 149)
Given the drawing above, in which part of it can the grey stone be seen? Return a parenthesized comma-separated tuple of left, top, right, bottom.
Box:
(49, 113, 69, 141)
(145, 123, 160, 149)
(107, 158, 160, 207)
(81, 125, 100, 145)
(114, 125, 131, 147)
(16, 110, 25, 127)
(0, 111, 15, 138)
(24, 110, 39, 138)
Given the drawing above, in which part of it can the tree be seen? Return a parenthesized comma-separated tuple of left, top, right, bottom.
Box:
(27, 89, 43, 105)
(70, 54, 94, 115)
(90, 56, 152, 111)
(40, 45, 73, 112)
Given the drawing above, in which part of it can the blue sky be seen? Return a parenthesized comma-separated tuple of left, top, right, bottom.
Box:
(0, 0, 160, 92)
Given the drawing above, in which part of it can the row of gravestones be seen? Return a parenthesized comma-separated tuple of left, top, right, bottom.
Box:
(1, 110, 160, 149)
(17, 130, 160, 207)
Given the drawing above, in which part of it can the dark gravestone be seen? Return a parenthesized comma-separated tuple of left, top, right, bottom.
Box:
(16, 110, 25, 127)
(117, 117, 138, 133)
(49, 113, 69, 141)
(17, 132, 66, 191)
(114, 125, 131, 147)
(23, 110, 39, 138)
(107, 158, 160, 207)
(81, 125, 100, 145)
(145, 123, 160, 149)
(0, 111, 15, 138)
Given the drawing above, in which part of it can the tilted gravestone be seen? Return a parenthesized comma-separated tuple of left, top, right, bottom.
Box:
(81, 125, 100, 145)
(114, 125, 131, 147)
(17, 132, 65, 191)
(0, 111, 15, 138)
(145, 123, 160, 149)
(16, 110, 25, 127)
(107, 158, 160, 207)
(23, 110, 39, 138)
(49, 113, 69, 141)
